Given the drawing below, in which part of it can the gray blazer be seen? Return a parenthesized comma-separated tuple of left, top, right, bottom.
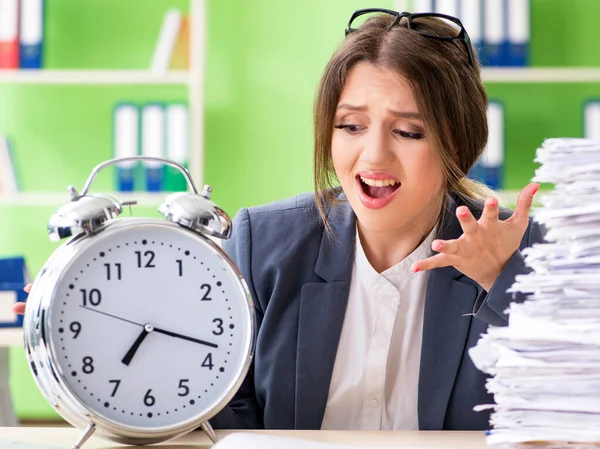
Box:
(210, 190, 545, 431)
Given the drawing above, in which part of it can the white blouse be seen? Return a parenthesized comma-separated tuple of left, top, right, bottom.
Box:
(321, 226, 437, 430)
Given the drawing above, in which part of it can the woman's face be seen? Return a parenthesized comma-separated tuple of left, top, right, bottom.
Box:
(331, 61, 445, 235)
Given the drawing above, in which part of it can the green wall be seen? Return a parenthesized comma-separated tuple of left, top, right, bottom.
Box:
(3, 0, 600, 420)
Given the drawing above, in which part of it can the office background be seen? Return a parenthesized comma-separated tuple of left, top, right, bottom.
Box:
(1, 0, 599, 422)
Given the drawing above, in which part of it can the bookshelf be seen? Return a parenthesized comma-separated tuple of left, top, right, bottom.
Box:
(2, 67, 600, 86)
(0, 191, 167, 206)
(482, 68, 600, 83)
(0, 70, 190, 85)
(0, 0, 206, 192)
(0, 328, 22, 348)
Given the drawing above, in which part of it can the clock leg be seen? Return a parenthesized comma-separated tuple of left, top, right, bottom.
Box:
(201, 421, 219, 443)
(71, 422, 96, 449)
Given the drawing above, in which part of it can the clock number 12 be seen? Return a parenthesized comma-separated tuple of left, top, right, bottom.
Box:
(135, 251, 156, 268)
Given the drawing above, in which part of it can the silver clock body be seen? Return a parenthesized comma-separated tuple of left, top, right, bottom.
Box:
(23, 217, 256, 446)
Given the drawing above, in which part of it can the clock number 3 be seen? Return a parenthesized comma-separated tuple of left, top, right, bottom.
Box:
(212, 318, 224, 336)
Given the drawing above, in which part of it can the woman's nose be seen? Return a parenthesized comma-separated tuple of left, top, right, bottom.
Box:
(359, 128, 395, 165)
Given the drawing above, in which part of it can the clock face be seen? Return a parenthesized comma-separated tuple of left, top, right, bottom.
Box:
(46, 222, 252, 429)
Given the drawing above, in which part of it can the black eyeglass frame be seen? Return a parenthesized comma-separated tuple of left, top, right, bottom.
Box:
(345, 8, 476, 71)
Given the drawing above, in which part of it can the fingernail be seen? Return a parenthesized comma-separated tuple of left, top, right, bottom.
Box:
(458, 207, 468, 218)
(413, 265, 420, 273)
(487, 197, 498, 208)
(433, 241, 442, 251)
(532, 184, 540, 195)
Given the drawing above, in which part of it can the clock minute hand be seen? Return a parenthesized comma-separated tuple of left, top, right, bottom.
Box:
(79, 306, 143, 327)
(152, 327, 218, 349)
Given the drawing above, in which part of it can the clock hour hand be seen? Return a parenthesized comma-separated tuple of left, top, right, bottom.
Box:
(153, 327, 218, 349)
(122, 324, 153, 366)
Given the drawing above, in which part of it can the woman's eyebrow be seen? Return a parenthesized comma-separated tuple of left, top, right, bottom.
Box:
(336, 104, 422, 120)
(388, 109, 422, 120)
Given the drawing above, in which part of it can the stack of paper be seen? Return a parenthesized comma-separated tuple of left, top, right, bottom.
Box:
(469, 138, 600, 448)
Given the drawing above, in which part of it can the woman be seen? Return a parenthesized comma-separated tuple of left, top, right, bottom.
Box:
(17, 9, 543, 432)
(208, 9, 543, 431)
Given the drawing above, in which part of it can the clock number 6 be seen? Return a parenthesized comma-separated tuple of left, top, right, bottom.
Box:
(144, 389, 156, 407)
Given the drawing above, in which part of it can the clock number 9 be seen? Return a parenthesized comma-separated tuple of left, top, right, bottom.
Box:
(81, 289, 101, 307)
(70, 321, 81, 339)
(144, 389, 156, 407)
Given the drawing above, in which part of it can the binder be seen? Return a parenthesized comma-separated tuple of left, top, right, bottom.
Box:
(411, 0, 433, 13)
(584, 101, 600, 142)
(113, 104, 140, 192)
(459, 0, 482, 61)
(141, 104, 166, 191)
(19, 0, 44, 69)
(150, 9, 182, 73)
(0, 136, 19, 193)
(434, 0, 458, 18)
(470, 101, 504, 189)
(506, 0, 530, 66)
(0, 256, 29, 328)
(164, 104, 189, 192)
(0, 0, 19, 69)
(169, 14, 189, 70)
(482, 0, 504, 66)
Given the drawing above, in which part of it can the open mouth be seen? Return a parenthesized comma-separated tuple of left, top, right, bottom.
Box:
(357, 175, 401, 199)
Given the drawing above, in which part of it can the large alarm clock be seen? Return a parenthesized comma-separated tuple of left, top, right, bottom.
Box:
(23, 157, 255, 449)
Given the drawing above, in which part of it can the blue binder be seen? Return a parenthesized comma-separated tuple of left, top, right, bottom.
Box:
(505, 0, 530, 66)
(469, 101, 504, 189)
(19, 0, 44, 69)
(0, 256, 29, 328)
(482, 0, 505, 67)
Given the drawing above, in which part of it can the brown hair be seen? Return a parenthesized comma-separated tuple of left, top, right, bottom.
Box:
(313, 13, 492, 228)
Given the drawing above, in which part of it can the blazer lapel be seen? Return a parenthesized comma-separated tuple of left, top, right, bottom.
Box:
(295, 198, 355, 430)
(418, 194, 480, 430)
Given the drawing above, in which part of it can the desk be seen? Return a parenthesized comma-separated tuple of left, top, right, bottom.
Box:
(1, 427, 486, 448)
